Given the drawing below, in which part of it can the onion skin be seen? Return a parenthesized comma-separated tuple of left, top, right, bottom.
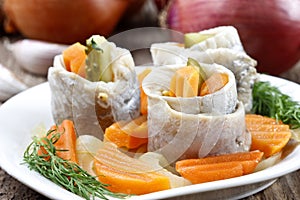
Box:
(0, 0, 5, 33)
(162, 0, 300, 75)
(3, 0, 130, 44)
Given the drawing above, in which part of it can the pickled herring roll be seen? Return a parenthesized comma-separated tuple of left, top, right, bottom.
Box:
(150, 26, 257, 112)
(48, 35, 140, 138)
(151, 26, 245, 66)
(142, 61, 251, 162)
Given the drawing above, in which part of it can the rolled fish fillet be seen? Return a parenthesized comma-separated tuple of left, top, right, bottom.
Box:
(143, 64, 237, 115)
(143, 64, 251, 162)
(150, 26, 257, 112)
(188, 26, 244, 52)
(188, 48, 258, 112)
(48, 42, 140, 139)
(151, 26, 244, 66)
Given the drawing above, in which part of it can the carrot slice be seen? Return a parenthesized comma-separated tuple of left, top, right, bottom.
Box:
(94, 160, 170, 194)
(176, 151, 263, 178)
(200, 72, 228, 96)
(50, 120, 78, 163)
(246, 114, 292, 157)
(93, 142, 170, 194)
(39, 120, 78, 163)
(138, 68, 152, 115)
(247, 124, 290, 132)
(250, 132, 291, 157)
(245, 114, 283, 125)
(176, 162, 243, 184)
(62, 42, 87, 76)
(104, 115, 148, 149)
(170, 66, 199, 97)
(176, 151, 263, 167)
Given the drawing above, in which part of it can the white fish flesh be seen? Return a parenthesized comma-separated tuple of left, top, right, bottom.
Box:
(150, 26, 257, 112)
(143, 64, 251, 162)
(48, 44, 140, 139)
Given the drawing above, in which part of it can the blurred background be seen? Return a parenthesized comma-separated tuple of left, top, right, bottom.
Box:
(1, 0, 300, 74)
(1, 0, 300, 104)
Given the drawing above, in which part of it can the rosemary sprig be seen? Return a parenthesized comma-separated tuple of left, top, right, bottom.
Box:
(23, 130, 127, 200)
(252, 81, 300, 129)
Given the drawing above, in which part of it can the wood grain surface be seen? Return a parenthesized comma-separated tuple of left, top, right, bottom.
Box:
(0, 35, 300, 200)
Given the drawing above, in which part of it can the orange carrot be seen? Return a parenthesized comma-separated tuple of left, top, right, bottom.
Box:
(93, 142, 170, 194)
(170, 66, 199, 97)
(247, 124, 289, 132)
(104, 115, 148, 149)
(176, 151, 263, 169)
(200, 73, 228, 96)
(245, 114, 283, 125)
(62, 42, 87, 77)
(176, 151, 263, 184)
(43, 120, 78, 163)
(246, 114, 292, 157)
(250, 132, 291, 157)
(176, 162, 244, 184)
(138, 68, 152, 115)
(94, 160, 170, 194)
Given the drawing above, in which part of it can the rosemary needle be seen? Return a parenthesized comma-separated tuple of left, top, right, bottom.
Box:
(252, 81, 300, 129)
(23, 131, 127, 200)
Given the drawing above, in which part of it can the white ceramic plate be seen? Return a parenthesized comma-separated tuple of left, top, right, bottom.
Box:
(0, 74, 299, 200)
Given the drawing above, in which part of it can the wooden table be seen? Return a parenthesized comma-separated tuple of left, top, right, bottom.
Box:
(0, 37, 300, 200)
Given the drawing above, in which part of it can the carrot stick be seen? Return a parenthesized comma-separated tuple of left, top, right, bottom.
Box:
(63, 42, 87, 77)
(43, 120, 78, 163)
(138, 68, 152, 115)
(176, 162, 243, 184)
(175, 151, 263, 184)
(200, 73, 228, 96)
(104, 115, 148, 149)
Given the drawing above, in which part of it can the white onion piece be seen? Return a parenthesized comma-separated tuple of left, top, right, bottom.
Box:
(76, 135, 104, 176)
(0, 64, 27, 101)
(10, 39, 68, 75)
(291, 128, 300, 142)
(138, 152, 191, 188)
(254, 152, 282, 172)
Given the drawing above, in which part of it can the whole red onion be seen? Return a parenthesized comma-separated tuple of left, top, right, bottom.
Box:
(161, 0, 300, 75)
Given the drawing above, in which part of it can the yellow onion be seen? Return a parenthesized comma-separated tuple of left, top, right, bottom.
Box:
(160, 0, 300, 75)
(3, 0, 130, 44)
(0, 0, 4, 28)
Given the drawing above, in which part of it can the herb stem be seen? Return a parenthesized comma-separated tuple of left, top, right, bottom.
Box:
(252, 81, 300, 129)
(23, 132, 127, 200)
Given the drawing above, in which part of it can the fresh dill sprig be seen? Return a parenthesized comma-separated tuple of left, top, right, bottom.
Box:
(23, 130, 127, 200)
(252, 81, 300, 129)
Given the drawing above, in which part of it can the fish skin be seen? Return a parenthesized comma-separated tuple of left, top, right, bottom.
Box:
(143, 65, 251, 162)
(150, 26, 258, 113)
(48, 47, 140, 139)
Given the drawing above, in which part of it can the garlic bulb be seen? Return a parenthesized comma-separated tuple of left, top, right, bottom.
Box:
(0, 64, 28, 101)
(10, 39, 68, 76)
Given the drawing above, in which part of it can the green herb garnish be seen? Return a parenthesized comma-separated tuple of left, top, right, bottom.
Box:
(85, 35, 113, 82)
(85, 38, 104, 55)
(252, 81, 300, 129)
(23, 130, 127, 200)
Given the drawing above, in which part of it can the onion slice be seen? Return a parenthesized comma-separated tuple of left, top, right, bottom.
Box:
(76, 135, 104, 176)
